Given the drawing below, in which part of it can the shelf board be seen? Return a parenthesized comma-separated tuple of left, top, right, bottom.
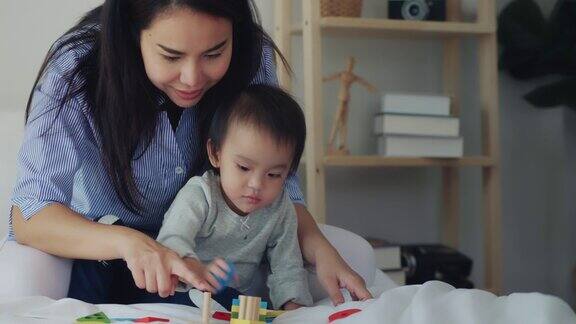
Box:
(323, 155, 494, 167)
(292, 17, 494, 38)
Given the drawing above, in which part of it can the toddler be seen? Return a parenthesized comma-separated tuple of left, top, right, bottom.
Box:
(157, 84, 312, 310)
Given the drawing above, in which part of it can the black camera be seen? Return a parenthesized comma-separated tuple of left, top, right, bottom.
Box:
(389, 0, 446, 21)
(402, 244, 474, 288)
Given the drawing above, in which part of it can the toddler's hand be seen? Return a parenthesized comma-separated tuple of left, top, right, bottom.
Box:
(206, 258, 237, 292)
(283, 301, 302, 310)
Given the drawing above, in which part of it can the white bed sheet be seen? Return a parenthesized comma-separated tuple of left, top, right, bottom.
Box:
(1, 280, 574, 324)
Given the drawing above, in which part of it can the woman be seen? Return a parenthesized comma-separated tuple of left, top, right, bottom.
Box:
(10, 0, 371, 305)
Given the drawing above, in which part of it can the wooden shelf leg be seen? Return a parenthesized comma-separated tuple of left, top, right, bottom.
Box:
(302, 0, 327, 223)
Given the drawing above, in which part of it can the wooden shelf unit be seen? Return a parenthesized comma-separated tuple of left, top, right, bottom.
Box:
(291, 17, 495, 37)
(274, 0, 502, 293)
(324, 156, 494, 167)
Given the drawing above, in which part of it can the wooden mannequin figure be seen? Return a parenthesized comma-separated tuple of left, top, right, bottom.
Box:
(323, 57, 376, 155)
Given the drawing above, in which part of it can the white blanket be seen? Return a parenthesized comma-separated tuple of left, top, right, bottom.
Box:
(1, 281, 574, 324)
(276, 281, 576, 324)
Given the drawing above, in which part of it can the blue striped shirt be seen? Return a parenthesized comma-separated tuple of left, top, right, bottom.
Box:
(8, 34, 304, 239)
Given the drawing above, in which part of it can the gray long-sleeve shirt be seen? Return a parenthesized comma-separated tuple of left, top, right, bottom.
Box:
(156, 170, 312, 308)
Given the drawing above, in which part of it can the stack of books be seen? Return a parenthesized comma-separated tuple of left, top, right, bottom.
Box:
(375, 93, 463, 157)
(365, 237, 405, 285)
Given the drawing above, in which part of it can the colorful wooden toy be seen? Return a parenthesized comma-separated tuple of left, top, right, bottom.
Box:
(230, 295, 266, 324)
(212, 308, 284, 323)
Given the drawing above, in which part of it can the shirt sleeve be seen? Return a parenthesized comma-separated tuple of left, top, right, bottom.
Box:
(266, 192, 313, 309)
(10, 51, 89, 220)
(251, 42, 279, 86)
(156, 178, 209, 260)
(285, 173, 305, 205)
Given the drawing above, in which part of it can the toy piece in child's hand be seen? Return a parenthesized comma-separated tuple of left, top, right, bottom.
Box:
(76, 312, 111, 323)
(211, 260, 236, 292)
(328, 308, 362, 323)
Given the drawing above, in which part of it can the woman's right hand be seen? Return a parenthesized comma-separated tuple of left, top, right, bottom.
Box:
(117, 229, 209, 298)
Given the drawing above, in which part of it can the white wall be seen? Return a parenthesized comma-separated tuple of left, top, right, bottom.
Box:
(0, 0, 573, 307)
(0, 110, 24, 238)
(0, 0, 103, 237)
(0, 0, 104, 113)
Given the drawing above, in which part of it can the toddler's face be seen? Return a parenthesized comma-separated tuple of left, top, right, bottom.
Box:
(208, 123, 293, 215)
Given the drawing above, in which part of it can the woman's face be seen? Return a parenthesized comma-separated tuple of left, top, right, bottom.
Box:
(140, 7, 233, 108)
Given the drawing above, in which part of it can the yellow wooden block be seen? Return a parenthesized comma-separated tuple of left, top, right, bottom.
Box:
(266, 309, 286, 317)
(230, 319, 264, 324)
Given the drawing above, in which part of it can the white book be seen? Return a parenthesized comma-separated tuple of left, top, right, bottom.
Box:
(374, 113, 460, 137)
(377, 135, 463, 157)
(365, 237, 402, 270)
(383, 269, 406, 285)
(382, 93, 451, 116)
(375, 246, 401, 270)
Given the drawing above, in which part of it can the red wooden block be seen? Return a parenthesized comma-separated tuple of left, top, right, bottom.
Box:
(328, 308, 362, 323)
(212, 311, 231, 321)
(133, 316, 170, 323)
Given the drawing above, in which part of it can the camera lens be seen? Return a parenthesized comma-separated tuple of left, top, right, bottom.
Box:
(401, 0, 430, 20)
(408, 4, 420, 17)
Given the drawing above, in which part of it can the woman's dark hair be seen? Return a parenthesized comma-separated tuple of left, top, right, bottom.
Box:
(208, 84, 306, 175)
(26, 0, 290, 213)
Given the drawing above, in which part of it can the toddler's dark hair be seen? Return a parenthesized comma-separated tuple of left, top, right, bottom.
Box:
(208, 84, 306, 175)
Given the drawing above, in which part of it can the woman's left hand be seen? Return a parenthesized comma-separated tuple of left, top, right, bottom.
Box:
(315, 247, 373, 306)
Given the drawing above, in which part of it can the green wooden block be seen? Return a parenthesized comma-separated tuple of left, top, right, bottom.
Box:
(76, 312, 111, 323)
